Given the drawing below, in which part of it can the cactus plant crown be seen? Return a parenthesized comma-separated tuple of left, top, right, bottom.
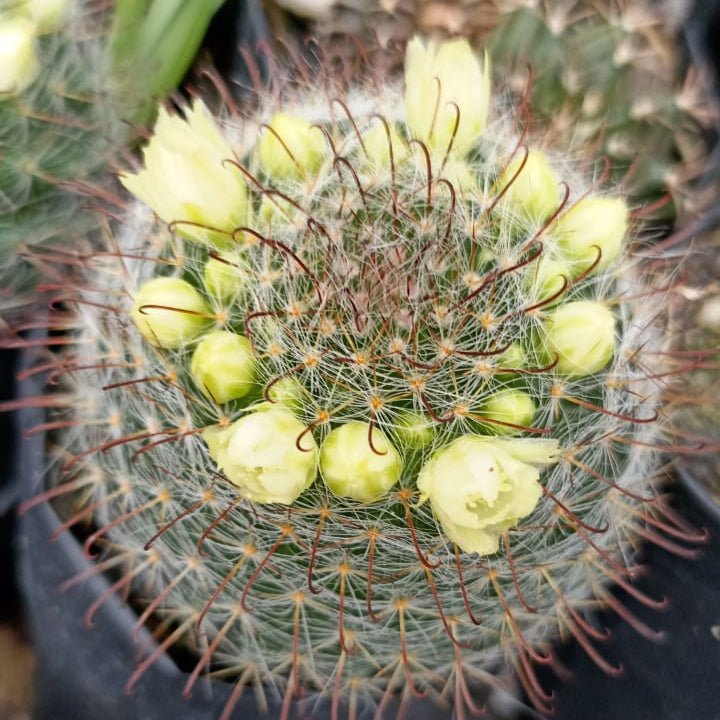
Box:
(306, 0, 715, 226)
(15, 30, 709, 720)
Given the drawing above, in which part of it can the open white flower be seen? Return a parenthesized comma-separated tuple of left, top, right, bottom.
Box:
(205, 408, 318, 505)
(417, 435, 560, 554)
(120, 100, 246, 247)
(404, 36, 491, 157)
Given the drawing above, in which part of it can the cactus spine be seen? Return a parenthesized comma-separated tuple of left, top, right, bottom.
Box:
(17, 32, 707, 720)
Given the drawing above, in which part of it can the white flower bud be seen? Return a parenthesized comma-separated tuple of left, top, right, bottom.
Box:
(497, 150, 560, 221)
(320, 422, 402, 502)
(417, 435, 560, 554)
(203, 253, 248, 303)
(258, 112, 325, 179)
(544, 300, 616, 376)
(404, 36, 491, 156)
(265, 376, 304, 414)
(552, 196, 629, 272)
(527, 256, 570, 303)
(190, 331, 255, 403)
(131, 277, 212, 349)
(481, 389, 536, 434)
(363, 121, 408, 167)
(394, 411, 434, 449)
(205, 409, 318, 504)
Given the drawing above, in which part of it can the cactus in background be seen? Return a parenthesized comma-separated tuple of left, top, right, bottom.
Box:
(284, 0, 714, 225)
(0, 0, 224, 315)
(14, 34, 708, 720)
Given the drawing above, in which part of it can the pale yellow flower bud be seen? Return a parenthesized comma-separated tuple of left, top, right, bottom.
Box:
(258, 112, 325, 179)
(527, 256, 570, 304)
(497, 150, 560, 221)
(0, 18, 40, 97)
(544, 300, 616, 376)
(417, 435, 560, 554)
(553, 196, 629, 272)
(404, 36, 491, 156)
(131, 277, 211, 349)
(320, 422, 403, 502)
(119, 101, 246, 248)
(204, 409, 318, 504)
(190, 331, 255, 403)
(203, 253, 247, 303)
(481, 389, 536, 434)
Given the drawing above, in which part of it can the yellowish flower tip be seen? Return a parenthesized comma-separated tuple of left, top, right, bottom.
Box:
(362, 122, 408, 168)
(497, 150, 560, 221)
(544, 300, 616, 376)
(319, 422, 403, 502)
(205, 408, 318, 504)
(417, 435, 560, 555)
(16, 0, 69, 34)
(119, 100, 246, 248)
(258, 112, 326, 180)
(131, 277, 212, 349)
(404, 36, 491, 157)
(265, 376, 304, 414)
(190, 330, 255, 403)
(553, 196, 629, 273)
(0, 17, 40, 97)
(203, 253, 247, 303)
(527, 256, 570, 304)
(394, 411, 434, 450)
(481, 389, 536, 434)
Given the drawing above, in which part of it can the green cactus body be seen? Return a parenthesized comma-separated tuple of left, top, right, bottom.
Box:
(24, 35, 703, 719)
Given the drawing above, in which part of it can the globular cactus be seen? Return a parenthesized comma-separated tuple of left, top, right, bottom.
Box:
(17, 34, 708, 720)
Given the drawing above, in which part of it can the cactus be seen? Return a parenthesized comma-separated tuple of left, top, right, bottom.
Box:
(0, 0, 116, 304)
(15, 34, 708, 720)
(287, 0, 714, 225)
(0, 0, 224, 315)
